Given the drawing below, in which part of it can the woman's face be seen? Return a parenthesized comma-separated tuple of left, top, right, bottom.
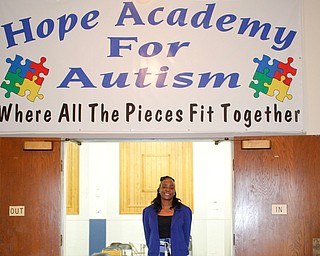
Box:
(159, 178, 176, 201)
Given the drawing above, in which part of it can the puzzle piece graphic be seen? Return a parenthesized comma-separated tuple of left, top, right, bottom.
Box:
(265, 76, 293, 102)
(0, 69, 24, 98)
(16, 76, 44, 102)
(274, 57, 297, 86)
(250, 54, 297, 102)
(1, 55, 49, 102)
(6, 55, 35, 79)
(249, 69, 272, 98)
(26, 57, 49, 85)
(253, 54, 283, 78)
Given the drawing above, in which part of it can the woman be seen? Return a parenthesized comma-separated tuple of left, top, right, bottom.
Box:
(143, 176, 192, 256)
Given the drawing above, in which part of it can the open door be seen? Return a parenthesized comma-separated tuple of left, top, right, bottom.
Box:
(234, 135, 320, 256)
(0, 138, 61, 255)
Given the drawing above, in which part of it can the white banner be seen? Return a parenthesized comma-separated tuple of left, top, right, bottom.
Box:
(0, 0, 303, 137)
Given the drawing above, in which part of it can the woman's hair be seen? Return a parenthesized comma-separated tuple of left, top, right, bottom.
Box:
(151, 176, 182, 213)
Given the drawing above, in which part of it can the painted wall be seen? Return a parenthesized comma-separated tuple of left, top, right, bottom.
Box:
(64, 141, 233, 256)
(303, 0, 320, 134)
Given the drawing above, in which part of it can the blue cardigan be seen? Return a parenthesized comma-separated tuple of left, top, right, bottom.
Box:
(142, 204, 192, 256)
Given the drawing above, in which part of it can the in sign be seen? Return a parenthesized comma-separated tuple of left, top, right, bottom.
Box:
(271, 204, 287, 215)
(9, 206, 25, 216)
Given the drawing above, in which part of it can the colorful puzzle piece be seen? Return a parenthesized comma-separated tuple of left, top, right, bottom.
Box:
(16, 75, 44, 102)
(253, 54, 283, 78)
(250, 55, 297, 102)
(1, 69, 24, 98)
(274, 57, 297, 86)
(249, 69, 272, 98)
(6, 55, 35, 79)
(265, 76, 292, 102)
(26, 57, 49, 85)
(1, 54, 49, 102)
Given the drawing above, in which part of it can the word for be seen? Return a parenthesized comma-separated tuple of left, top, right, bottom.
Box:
(108, 38, 190, 58)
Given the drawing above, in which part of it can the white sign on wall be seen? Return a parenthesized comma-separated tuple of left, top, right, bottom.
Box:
(9, 206, 25, 216)
(0, 0, 303, 138)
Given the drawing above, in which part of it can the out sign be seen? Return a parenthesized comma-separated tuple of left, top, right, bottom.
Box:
(9, 206, 25, 216)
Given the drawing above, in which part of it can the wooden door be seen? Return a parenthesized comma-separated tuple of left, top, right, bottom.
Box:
(234, 136, 320, 256)
(120, 142, 193, 214)
(0, 138, 61, 255)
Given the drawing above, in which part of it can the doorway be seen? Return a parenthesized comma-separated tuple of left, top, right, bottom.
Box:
(63, 140, 234, 256)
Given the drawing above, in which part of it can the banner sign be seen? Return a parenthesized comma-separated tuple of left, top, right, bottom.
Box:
(0, 0, 303, 137)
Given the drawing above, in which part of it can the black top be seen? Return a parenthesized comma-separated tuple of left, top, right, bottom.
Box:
(158, 215, 173, 238)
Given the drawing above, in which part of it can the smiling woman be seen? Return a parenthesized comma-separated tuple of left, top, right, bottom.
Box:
(142, 176, 192, 256)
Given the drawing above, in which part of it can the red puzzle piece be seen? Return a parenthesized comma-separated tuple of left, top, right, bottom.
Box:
(25, 57, 49, 86)
(274, 57, 297, 86)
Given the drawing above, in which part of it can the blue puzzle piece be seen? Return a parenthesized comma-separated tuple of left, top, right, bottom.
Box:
(6, 54, 35, 79)
(253, 54, 282, 78)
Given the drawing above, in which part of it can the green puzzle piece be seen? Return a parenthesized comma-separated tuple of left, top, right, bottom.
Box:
(249, 69, 272, 98)
(1, 69, 24, 98)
